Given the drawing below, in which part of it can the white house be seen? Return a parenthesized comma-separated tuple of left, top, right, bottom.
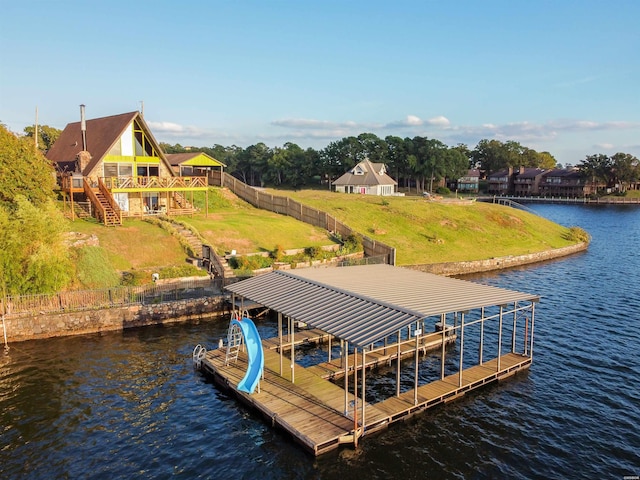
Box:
(332, 159, 397, 196)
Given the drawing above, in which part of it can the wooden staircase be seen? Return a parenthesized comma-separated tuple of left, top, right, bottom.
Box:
(94, 190, 121, 226)
(173, 192, 194, 210)
(83, 178, 122, 226)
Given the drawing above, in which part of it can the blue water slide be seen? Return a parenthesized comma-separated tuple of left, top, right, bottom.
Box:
(232, 317, 264, 394)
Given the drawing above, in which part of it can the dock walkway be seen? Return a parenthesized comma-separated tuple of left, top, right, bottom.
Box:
(201, 335, 530, 455)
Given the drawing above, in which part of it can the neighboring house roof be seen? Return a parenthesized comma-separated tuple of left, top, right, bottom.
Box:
(517, 168, 547, 179)
(166, 152, 226, 168)
(543, 168, 581, 179)
(488, 169, 510, 179)
(46, 111, 173, 177)
(332, 159, 397, 186)
(461, 169, 480, 178)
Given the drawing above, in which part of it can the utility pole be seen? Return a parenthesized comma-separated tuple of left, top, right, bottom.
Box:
(35, 106, 39, 151)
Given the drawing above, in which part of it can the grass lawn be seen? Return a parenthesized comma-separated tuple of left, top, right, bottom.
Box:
(65, 217, 187, 270)
(63, 186, 583, 285)
(178, 188, 338, 255)
(266, 189, 579, 265)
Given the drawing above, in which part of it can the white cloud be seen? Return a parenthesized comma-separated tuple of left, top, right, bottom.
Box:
(426, 115, 450, 127)
(594, 143, 614, 150)
(147, 121, 186, 133)
(271, 118, 366, 130)
(384, 115, 450, 129)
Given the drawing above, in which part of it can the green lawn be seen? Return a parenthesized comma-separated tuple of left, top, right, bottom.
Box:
(267, 190, 579, 265)
(64, 187, 583, 286)
(67, 217, 187, 270)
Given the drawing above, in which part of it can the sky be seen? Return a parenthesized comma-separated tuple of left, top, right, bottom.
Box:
(1, 0, 639, 165)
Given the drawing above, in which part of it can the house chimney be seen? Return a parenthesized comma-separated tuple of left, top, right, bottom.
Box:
(80, 104, 87, 151)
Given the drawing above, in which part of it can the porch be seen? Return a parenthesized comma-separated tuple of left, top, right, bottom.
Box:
(60, 175, 209, 225)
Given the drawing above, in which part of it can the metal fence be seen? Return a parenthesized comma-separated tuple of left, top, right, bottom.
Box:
(1, 277, 223, 317)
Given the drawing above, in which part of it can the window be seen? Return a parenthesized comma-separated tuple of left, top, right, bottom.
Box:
(104, 162, 133, 177)
(137, 164, 159, 177)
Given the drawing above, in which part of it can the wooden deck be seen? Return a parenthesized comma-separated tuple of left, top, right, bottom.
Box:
(200, 336, 531, 455)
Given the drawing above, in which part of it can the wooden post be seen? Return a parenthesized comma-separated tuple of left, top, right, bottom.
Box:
(328, 336, 332, 363)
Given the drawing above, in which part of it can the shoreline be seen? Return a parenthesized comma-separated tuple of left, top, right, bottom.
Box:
(2, 242, 587, 344)
(407, 242, 588, 276)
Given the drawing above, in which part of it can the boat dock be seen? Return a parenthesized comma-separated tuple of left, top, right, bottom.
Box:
(197, 265, 539, 456)
(201, 335, 531, 455)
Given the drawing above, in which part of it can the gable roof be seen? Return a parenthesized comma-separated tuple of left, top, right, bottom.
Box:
(166, 152, 226, 168)
(332, 159, 397, 186)
(226, 264, 539, 348)
(46, 111, 173, 177)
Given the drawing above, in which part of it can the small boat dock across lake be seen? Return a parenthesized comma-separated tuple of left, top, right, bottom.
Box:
(195, 264, 539, 456)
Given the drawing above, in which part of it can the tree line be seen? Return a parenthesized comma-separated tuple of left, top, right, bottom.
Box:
(160, 134, 566, 192)
(20, 123, 638, 192)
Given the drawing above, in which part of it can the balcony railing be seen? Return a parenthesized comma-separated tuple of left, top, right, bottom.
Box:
(101, 176, 207, 190)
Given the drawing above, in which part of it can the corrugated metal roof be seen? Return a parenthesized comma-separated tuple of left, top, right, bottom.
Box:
(226, 264, 539, 348)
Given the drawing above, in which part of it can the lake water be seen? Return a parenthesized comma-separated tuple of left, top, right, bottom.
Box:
(1, 204, 639, 479)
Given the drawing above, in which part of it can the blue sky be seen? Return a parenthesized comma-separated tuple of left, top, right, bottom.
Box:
(1, 0, 639, 165)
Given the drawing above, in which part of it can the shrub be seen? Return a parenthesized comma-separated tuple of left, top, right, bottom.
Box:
(304, 246, 320, 259)
(566, 226, 591, 243)
(270, 244, 285, 261)
(158, 264, 208, 279)
(341, 233, 363, 254)
(121, 269, 150, 286)
(436, 186, 451, 195)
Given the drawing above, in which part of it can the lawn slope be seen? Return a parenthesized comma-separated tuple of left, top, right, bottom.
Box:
(270, 190, 578, 265)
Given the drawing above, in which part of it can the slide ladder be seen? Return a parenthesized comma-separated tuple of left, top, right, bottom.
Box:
(225, 321, 244, 366)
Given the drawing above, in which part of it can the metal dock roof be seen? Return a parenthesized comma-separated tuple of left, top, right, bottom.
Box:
(225, 264, 539, 348)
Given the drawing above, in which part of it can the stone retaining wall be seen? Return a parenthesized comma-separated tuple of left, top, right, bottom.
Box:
(2, 243, 588, 344)
(408, 242, 588, 276)
(2, 296, 226, 343)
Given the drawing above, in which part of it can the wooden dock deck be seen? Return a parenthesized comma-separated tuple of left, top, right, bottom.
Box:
(201, 337, 530, 455)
